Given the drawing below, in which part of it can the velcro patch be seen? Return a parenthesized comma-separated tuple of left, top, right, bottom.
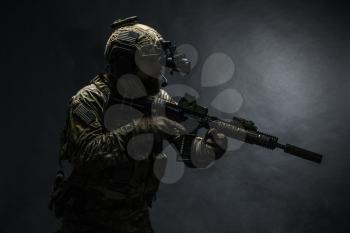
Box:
(118, 31, 139, 43)
(73, 104, 95, 125)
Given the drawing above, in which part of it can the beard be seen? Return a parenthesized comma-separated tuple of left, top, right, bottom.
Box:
(113, 71, 161, 99)
(141, 75, 160, 96)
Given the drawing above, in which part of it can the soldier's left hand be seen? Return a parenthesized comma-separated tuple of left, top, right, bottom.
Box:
(204, 128, 228, 160)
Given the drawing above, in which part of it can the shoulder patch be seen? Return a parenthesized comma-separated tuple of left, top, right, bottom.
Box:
(73, 104, 95, 125)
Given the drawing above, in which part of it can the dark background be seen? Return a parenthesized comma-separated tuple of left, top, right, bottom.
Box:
(2, 0, 350, 232)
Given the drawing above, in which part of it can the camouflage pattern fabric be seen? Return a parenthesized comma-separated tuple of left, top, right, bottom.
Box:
(52, 74, 227, 233)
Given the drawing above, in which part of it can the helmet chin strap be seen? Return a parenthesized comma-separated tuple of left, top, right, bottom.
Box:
(160, 73, 168, 87)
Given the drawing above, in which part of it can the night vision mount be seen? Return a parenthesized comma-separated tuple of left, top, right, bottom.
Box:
(160, 40, 191, 75)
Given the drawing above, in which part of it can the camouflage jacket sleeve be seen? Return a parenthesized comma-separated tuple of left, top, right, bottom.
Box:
(62, 82, 132, 170)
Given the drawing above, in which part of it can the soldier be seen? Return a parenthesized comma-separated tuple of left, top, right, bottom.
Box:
(50, 16, 227, 233)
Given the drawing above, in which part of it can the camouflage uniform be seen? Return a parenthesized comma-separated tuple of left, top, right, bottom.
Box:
(50, 18, 227, 233)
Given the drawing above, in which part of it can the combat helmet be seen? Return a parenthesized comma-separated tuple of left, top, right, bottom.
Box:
(105, 16, 191, 79)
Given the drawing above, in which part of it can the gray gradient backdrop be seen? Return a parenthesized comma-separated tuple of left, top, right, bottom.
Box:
(2, 0, 350, 232)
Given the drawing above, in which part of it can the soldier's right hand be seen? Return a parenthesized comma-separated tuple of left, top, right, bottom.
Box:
(132, 116, 186, 141)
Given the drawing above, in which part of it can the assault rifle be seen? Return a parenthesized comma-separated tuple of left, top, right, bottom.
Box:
(112, 94, 323, 164)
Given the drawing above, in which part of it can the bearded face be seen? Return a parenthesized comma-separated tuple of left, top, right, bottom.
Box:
(134, 49, 164, 96)
(113, 52, 164, 98)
